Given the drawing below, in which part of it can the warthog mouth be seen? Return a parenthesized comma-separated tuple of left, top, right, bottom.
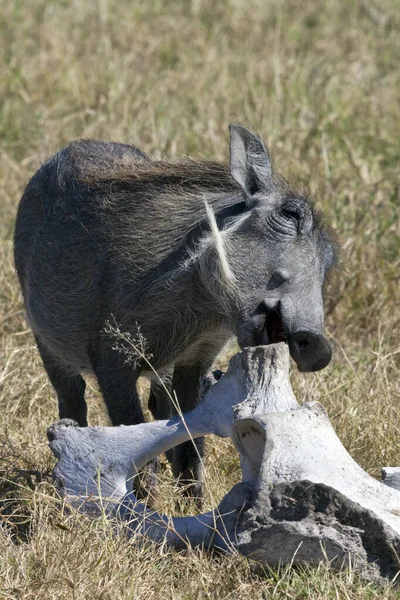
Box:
(245, 303, 332, 372)
(259, 306, 287, 346)
(238, 304, 288, 349)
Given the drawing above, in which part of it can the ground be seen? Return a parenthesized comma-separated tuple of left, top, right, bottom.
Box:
(1, 0, 399, 598)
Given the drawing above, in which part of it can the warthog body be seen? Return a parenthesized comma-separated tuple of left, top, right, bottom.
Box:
(14, 125, 336, 497)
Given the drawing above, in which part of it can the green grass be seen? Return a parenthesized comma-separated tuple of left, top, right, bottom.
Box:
(1, 0, 400, 597)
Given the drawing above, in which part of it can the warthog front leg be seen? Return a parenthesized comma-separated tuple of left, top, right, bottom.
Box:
(88, 340, 145, 427)
(168, 363, 207, 502)
(148, 363, 210, 502)
(87, 339, 155, 497)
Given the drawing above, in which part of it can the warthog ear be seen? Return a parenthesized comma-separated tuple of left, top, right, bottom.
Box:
(229, 124, 272, 198)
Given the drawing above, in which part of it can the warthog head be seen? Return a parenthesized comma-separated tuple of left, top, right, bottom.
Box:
(203, 125, 337, 372)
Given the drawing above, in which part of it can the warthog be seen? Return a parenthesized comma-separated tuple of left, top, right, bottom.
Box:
(14, 125, 336, 498)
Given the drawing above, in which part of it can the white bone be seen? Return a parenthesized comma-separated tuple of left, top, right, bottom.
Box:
(233, 404, 400, 535)
(48, 343, 400, 581)
(48, 345, 296, 501)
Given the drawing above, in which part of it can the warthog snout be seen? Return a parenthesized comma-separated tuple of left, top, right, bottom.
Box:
(288, 330, 332, 372)
(238, 304, 332, 373)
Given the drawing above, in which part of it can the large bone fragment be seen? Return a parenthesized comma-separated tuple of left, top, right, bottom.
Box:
(231, 406, 400, 580)
(48, 344, 400, 581)
(48, 346, 294, 501)
(232, 403, 400, 534)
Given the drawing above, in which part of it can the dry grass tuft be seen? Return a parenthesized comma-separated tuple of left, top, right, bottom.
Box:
(1, 0, 399, 597)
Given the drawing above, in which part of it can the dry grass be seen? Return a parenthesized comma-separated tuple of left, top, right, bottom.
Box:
(1, 0, 400, 597)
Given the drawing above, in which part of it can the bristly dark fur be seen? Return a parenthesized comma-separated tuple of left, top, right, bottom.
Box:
(71, 139, 238, 192)
(65, 139, 336, 260)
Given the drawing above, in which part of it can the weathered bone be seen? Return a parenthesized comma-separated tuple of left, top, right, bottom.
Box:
(48, 343, 400, 582)
(48, 346, 296, 500)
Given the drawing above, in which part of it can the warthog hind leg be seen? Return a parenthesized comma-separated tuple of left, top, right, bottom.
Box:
(36, 336, 88, 427)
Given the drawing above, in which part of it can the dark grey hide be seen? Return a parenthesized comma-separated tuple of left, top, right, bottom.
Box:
(14, 125, 336, 498)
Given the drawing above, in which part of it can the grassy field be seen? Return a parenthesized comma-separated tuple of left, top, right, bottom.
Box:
(1, 0, 400, 597)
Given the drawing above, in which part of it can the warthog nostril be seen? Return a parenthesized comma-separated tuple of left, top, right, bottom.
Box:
(298, 338, 309, 350)
(289, 330, 332, 372)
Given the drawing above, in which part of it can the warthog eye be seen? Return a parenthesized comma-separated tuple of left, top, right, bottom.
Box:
(280, 202, 301, 223)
